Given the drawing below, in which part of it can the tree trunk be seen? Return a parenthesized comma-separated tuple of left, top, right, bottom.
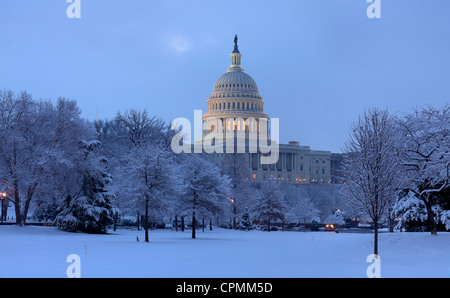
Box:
(210, 219, 212, 231)
(267, 219, 271, 232)
(424, 197, 437, 235)
(144, 197, 149, 242)
(192, 195, 196, 239)
(192, 210, 196, 239)
(202, 217, 205, 233)
(181, 216, 185, 232)
(22, 182, 37, 226)
(0, 199, 4, 222)
(22, 198, 32, 225)
(136, 211, 140, 231)
(175, 215, 178, 232)
(387, 207, 394, 233)
(232, 202, 236, 230)
(13, 181, 22, 226)
(374, 220, 379, 255)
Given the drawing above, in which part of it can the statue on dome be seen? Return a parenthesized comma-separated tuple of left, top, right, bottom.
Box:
(233, 34, 239, 53)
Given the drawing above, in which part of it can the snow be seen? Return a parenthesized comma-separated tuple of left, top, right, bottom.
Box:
(0, 226, 449, 278)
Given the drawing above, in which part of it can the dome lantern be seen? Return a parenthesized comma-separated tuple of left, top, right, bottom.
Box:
(229, 34, 243, 71)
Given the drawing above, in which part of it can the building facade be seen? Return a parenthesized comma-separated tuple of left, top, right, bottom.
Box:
(202, 37, 331, 184)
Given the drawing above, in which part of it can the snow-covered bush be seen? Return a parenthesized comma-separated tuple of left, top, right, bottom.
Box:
(325, 210, 345, 226)
(392, 191, 450, 232)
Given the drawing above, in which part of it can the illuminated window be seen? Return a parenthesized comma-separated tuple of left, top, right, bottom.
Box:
(253, 174, 256, 180)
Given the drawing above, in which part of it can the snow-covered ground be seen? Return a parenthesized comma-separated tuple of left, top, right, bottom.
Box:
(0, 226, 449, 278)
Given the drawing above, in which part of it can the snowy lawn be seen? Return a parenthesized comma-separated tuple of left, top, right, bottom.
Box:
(0, 226, 449, 278)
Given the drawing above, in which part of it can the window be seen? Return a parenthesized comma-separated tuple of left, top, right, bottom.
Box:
(315, 168, 319, 174)
(322, 169, 325, 174)
(253, 174, 256, 180)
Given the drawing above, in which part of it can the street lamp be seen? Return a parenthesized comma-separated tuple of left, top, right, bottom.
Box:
(0, 192, 6, 223)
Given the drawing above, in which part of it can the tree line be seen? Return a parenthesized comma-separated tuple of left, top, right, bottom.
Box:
(0, 89, 345, 240)
(2, 89, 447, 247)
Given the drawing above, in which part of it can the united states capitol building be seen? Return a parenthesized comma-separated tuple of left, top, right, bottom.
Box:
(200, 37, 332, 184)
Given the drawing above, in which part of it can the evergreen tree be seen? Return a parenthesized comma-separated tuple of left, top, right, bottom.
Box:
(54, 140, 119, 234)
(240, 207, 252, 230)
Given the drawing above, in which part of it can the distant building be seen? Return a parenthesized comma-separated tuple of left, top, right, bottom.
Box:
(201, 37, 332, 184)
(330, 153, 345, 184)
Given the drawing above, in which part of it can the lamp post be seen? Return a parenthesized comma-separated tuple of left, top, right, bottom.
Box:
(0, 192, 6, 223)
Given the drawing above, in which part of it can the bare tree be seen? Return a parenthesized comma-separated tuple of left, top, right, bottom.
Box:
(341, 108, 401, 255)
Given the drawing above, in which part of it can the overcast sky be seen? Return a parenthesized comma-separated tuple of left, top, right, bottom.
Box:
(1, 0, 449, 153)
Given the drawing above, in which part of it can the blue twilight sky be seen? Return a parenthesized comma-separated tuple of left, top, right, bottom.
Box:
(1, 0, 449, 153)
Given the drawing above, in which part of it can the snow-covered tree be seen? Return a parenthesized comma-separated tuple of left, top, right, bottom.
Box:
(289, 196, 320, 226)
(393, 189, 450, 232)
(396, 105, 450, 235)
(239, 207, 252, 230)
(341, 108, 402, 255)
(0, 90, 90, 226)
(221, 152, 258, 229)
(325, 210, 345, 227)
(108, 109, 179, 242)
(119, 142, 179, 242)
(251, 179, 287, 232)
(54, 140, 118, 234)
(180, 154, 231, 239)
(32, 196, 59, 222)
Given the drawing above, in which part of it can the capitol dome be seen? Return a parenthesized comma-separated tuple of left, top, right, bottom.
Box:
(203, 36, 268, 123)
(211, 71, 261, 100)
